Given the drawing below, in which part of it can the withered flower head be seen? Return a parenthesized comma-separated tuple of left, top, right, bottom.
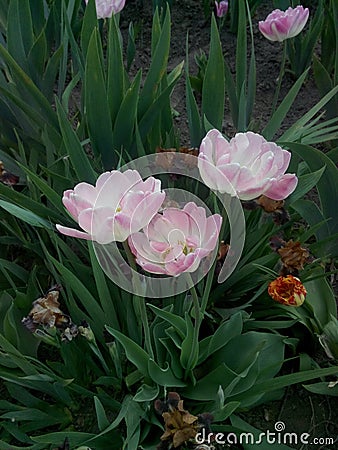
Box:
(22, 286, 78, 341)
(277, 239, 309, 273)
(256, 195, 285, 213)
(0, 161, 19, 186)
(217, 241, 229, 262)
(155, 147, 176, 171)
(268, 275, 307, 307)
(155, 146, 198, 172)
(178, 147, 198, 169)
(256, 195, 290, 224)
(156, 392, 199, 448)
(155, 391, 180, 415)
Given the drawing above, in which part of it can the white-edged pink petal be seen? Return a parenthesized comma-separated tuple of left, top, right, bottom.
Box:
(263, 173, 298, 200)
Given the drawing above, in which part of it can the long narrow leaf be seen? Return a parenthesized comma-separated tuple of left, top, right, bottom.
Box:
(55, 97, 96, 183)
(138, 8, 171, 117)
(201, 14, 225, 131)
(85, 29, 114, 169)
(263, 69, 309, 140)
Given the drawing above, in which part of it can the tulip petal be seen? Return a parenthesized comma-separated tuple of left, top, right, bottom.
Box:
(264, 173, 298, 200)
(56, 224, 92, 240)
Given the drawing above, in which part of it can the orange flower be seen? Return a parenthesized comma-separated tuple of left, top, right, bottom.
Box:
(268, 275, 306, 307)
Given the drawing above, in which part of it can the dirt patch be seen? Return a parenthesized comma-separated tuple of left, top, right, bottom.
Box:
(121, 0, 321, 144)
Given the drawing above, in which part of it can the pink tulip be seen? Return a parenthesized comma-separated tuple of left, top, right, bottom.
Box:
(259, 6, 309, 42)
(85, 0, 126, 19)
(56, 170, 165, 244)
(128, 202, 222, 276)
(198, 130, 298, 201)
(215, 1, 228, 18)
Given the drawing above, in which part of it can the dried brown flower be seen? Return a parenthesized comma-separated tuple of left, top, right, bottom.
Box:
(255, 195, 290, 224)
(22, 286, 79, 341)
(178, 147, 199, 169)
(0, 161, 19, 186)
(256, 195, 285, 213)
(217, 242, 229, 262)
(155, 147, 177, 171)
(161, 398, 199, 448)
(278, 239, 310, 273)
(155, 146, 198, 172)
(156, 392, 201, 448)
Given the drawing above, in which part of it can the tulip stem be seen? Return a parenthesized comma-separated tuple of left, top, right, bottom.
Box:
(122, 242, 154, 359)
(271, 41, 287, 115)
(187, 283, 201, 371)
(201, 198, 226, 313)
(201, 257, 217, 315)
(138, 294, 154, 359)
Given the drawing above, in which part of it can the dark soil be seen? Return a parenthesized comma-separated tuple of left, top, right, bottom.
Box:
(121, 0, 321, 144)
(120, 1, 338, 449)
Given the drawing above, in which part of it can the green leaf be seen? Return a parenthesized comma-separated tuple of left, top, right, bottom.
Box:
(48, 255, 106, 337)
(43, 45, 64, 101)
(180, 313, 198, 371)
(7, 0, 31, 71)
(304, 381, 338, 396)
(148, 304, 186, 338)
(291, 199, 330, 245)
(80, 0, 98, 58)
(201, 14, 225, 130)
(263, 69, 309, 140)
(32, 431, 95, 446)
(137, 68, 183, 146)
(147, 359, 186, 387)
(94, 396, 110, 431)
(0, 44, 58, 129)
(280, 84, 338, 142)
(138, 7, 171, 117)
(85, 28, 114, 169)
(236, 0, 246, 100)
(0, 181, 61, 225)
(283, 142, 338, 255)
(55, 96, 96, 184)
(304, 269, 337, 329)
(248, 365, 338, 399)
(105, 326, 150, 377)
(198, 312, 243, 363)
(133, 384, 159, 402)
(112, 70, 141, 152)
(185, 35, 202, 147)
(18, 164, 64, 214)
(27, 28, 47, 83)
(88, 242, 120, 330)
(213, 401, 241, 422)
(0, 199, 52, 229)
(107, 14, 126, 125)
(288, 165, 326, 204)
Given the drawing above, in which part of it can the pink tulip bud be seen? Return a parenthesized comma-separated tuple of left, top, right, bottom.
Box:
(215, 1, 228, 18)
(198, 130, 298, 201)
(259, 5, 309, 42)
(128, 202, 222, 276)
(85, 0, 126, 19)
(56, 170, 165, 244)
